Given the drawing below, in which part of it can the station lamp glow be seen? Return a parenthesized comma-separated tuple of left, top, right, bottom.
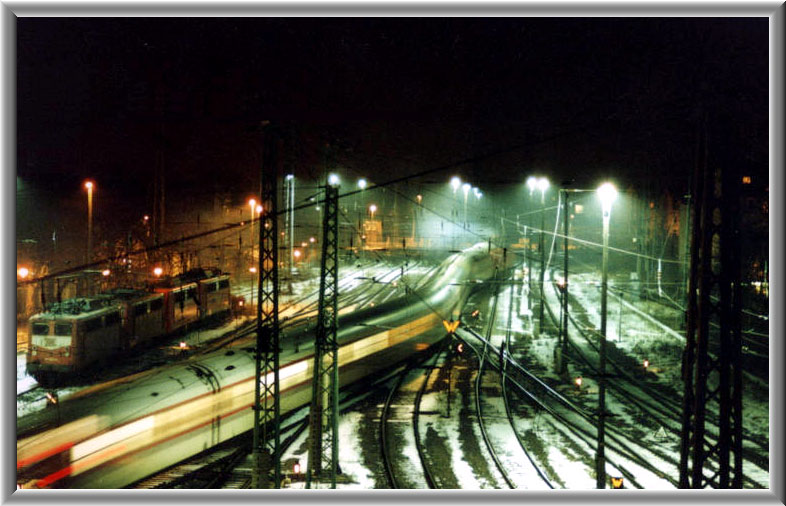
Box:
(328, 173, 340, 186)
(357, 178, 367, 190)
(526, 176, 537, 195)
(17, 267, 29, 279)
(293, 249, 302, 259)
(369, 204, 378, 219)
(597, 182, 618, 217)
(537, 177, 549, 194)
(450, 176, 461, 193)
(256, 204, 263, 214)
(286, 174, 294, 181)
(153, 267, 163, 277)
(101, 269, 111, 277)
(309, 237, 316, 243)
(462, 183, 471, 198)
(249, 267, 257, 273)
(472, 187, 481, 198)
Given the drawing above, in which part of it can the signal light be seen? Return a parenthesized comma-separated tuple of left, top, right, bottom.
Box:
(611, 476, 624, 489)
(455, 342, 464, 354)
(643, 359, 649, 369)
(179, 342, 187, 350)
(574, 376, 583, 388)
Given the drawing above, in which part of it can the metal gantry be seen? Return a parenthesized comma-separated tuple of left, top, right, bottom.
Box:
(679, 121, 743, 488)
(251, 131, 281, 489)
(306, 182, 340, 489)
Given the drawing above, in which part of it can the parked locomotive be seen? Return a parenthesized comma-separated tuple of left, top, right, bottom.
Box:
(25, 268, 231, 382)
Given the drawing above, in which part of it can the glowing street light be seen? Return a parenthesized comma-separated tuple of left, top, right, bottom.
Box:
(462, 183, 471, 226)
(101, 269, 111, 277)
(369, 204, 378, 219)
(450, 176, 461, 193)
(536, 177, 549, 336)
(357, 178, 367, 190)
(595, 181, 617, 489)
(309, 237, 316, 243)
(526, 176, 537, 195)
(328, 173, 340, 187)
(293, 249, 302, 260)
(84, 180, 95, 295)
(17, 267, 30, 279)
(153, 266, 163, 277)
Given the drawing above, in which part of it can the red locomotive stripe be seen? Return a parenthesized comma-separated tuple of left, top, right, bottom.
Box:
(17, 441, 75, 469)
(35, 443, 127, 488)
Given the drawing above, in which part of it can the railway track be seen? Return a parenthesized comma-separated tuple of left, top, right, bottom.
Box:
(539, 268, 769, 488)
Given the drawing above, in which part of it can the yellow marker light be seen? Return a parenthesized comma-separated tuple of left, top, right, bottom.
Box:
(611, 476, 624, 489)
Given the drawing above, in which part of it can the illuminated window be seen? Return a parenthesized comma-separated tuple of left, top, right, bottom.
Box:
(574, 204, 584, 214)
(742, 176, 751, 184)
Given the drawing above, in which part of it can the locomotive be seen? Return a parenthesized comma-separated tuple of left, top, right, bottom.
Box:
(25, 268, 231, 382)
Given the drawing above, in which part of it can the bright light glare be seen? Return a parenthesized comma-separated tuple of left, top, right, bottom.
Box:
(248, 198, 256, 208)
(84, 181, 94, 190)
(102, 269, 111, 277)
(293, 249, 302, 259)
(526, 176, 537, 193)
(153, 267, 163, 277)
(357, 178, 367, 190)
(450, 176, 461, 193)
(328, 173, 340, 186)
(286, 174, 294, 181)
(369, 204, 377, 213)
(537, 177, 549, 193)
(18, 267, 29, 278)
(462, 183, 471, 196)
(256, 205, 263, 214)
(597, 182, 618, 214)
(472, 187, 481, 198)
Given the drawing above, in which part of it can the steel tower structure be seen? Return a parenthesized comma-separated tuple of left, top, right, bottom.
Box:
(251, 130, 282, 489)
(679, 120, 743, 488)
(306, 182, 340, 489)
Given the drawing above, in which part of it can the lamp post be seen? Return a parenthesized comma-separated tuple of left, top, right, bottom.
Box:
(285, 175, 295, 278)
(596, 181, 617, 489)
(537, 177, 549, 336)
(462, 183, 471, 229)
(249, 198, 257, 273)
(84, 180, 94, 295)
(450, 177, 461, 250)
(525, 178, 537, 315)
(369, 204, 377, 220)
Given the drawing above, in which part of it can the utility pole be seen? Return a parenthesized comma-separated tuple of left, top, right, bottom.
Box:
(306, 182, 340, 489)
(251, 126, 281, 489)
(679, 117, 743, 488)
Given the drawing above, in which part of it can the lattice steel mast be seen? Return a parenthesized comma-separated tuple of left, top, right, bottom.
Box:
(679, 118, 743, 488)
(251, 127, 281, 489)
(306, 181, 340, 489)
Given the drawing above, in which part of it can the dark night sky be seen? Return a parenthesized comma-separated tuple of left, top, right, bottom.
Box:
(16, 17, 768, 247)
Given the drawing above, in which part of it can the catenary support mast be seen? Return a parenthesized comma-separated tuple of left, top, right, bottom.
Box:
(251, 127, 282, 489)
(306, 182, 340, 489)
(679, 117, 743, 488)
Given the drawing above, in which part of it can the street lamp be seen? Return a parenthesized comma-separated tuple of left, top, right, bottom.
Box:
(17, 267, 30, 279)
(369, 204, 377, 220)
(596, 181, 617, 489)
(357, 178, 367, 191)
(537, 177, 549, 336)
(153, 266, 163, 277)
(328, 173, 340, 187)
(450, 176, 461, 194)
(84, 180, 95, 295)
(248, 198, 257, 273)
(462, 183, 471, 228)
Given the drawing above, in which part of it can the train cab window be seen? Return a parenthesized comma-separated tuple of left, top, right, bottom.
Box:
(219, 279, 230, 290)
(32, 323, 50, 335)
(105, 312, 121, 326)
(206, 282, 217, 293)
(83, 318, 102, 333)
(174, 291, 185, 303)
(187, 288, 196, 299)
(54, 323, 72, 335)
(150, 299, 163, 311)
(134, 303, 148, 317)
